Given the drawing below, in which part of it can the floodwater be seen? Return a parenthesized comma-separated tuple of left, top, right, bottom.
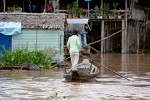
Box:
(0, 54, 150, 100)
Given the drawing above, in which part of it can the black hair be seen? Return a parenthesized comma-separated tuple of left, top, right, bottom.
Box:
(72, 30, 78, 35)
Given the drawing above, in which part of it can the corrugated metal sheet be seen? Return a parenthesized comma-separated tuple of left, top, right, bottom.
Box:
(12, 29, 64, 62)
(67, 19, 88, 24)
(66, 19, 89, 32)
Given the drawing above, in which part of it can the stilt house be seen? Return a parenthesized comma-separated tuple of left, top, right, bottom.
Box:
(0, 0, 148, 53)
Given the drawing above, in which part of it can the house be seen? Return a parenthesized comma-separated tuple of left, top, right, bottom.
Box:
(91, 0, 147, 53)
(0, 13, 66, 62)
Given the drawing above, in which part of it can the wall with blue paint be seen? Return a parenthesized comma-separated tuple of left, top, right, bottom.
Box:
(0, 33, 12, 52)
(12, 29, 64, 62)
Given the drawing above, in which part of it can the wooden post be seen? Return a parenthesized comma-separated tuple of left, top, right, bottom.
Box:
(121, 54, 128, 72)
(29, 0, 31, 13)
(137, 21, 139, 53)
(125, 0, 128, 53)
(101, 0, 104, 53)
(3, 0, 5, 12)
(58, 0, 60, 10)
(101, 0, 103, 16)
(106, 23, 109, 52)
(131, 22, 133, 52)
(22, 0, 24, 12)
(101, 0, 103, 8)
(122, 20, 125, 53)
(100, 53, 105, 76)
(77, 0, 78, 4)
(53, 0, 56, 13)
(101, 20, 105, 53)
(45, 0, 46, 12)
(128, 22, 132, 52)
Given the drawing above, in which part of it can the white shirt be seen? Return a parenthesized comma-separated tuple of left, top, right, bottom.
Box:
(67, 35, 81, 54)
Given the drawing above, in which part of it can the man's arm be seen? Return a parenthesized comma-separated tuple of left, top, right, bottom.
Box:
(76, 37, 81, 50)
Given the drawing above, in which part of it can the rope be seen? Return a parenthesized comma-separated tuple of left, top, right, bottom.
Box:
(90, 46, 99, 53)
(88, 29, 125, 46)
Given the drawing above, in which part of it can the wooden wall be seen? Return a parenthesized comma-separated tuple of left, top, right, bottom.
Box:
(130, 2, 146, 21)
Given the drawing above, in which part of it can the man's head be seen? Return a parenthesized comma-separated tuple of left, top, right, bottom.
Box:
(72, 30, 78, 35)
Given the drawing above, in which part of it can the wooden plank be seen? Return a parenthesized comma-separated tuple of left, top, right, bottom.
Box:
(109, 10, 129, 12)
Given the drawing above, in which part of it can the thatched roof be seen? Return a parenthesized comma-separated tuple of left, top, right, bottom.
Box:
(0, 13, 66, 30)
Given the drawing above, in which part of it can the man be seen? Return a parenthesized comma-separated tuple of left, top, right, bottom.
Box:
(67, 30, 81, 71)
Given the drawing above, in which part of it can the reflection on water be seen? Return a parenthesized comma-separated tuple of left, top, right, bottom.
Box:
(0, 54, 150, 100)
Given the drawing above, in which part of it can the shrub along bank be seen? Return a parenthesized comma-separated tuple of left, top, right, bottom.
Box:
(0, 46, 58, 69)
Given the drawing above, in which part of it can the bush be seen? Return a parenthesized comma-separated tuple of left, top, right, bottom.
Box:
(0, 46, 58, 68)
(7, 7, 22, 12)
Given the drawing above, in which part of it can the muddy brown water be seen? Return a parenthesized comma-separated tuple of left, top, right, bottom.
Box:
(0, 54, 150, 100)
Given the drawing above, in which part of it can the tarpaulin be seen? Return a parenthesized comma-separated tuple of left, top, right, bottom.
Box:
(0, 22, 21, 35)
(66, 18, 90, 32)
